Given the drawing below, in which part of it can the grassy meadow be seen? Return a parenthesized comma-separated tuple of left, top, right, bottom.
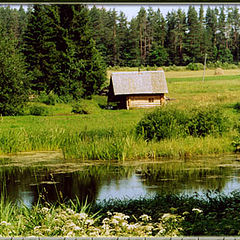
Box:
(1, 68, 240, 160)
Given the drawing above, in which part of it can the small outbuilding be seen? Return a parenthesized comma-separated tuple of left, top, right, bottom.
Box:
(108, 70, 168, 109)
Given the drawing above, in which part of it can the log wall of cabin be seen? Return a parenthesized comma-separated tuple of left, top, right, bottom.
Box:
(126, 94, 165, 109)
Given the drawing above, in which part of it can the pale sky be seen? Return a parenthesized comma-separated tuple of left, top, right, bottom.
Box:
(88, 3, 239, 20)
(4, 3, 240, 21)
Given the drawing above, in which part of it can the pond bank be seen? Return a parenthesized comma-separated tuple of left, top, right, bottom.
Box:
(2, 193, 240, 236)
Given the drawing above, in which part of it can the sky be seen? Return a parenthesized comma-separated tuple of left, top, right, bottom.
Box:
(88, 3, 239, 20)
(5, 3, 240, 21)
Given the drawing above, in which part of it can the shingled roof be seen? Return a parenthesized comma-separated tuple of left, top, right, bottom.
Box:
(111, 70, 168, 95)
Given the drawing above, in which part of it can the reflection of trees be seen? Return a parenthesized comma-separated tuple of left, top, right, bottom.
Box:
(138, 160, 234, 194)
(0, 165, 135, 206)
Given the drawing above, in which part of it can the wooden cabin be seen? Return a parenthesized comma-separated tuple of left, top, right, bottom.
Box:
(108, 70, 168, 109)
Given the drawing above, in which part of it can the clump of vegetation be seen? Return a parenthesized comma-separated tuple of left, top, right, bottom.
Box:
(186, 63, 204, 71)
(187, 106, 228, 137)
(35, 91, 58, 105)
(136, 107, 189, 141)
(0, 35, 30, 116)
(233, 102, 240, 111)
(72, 99, 100, 114)
(29, 105, 49, 116)
(136, 105, 229, 141)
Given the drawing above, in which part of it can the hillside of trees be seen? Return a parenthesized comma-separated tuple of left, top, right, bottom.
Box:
(0, 4, 240, 115)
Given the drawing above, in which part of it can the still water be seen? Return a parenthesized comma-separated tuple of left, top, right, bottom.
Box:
(1, 151, 240, 207)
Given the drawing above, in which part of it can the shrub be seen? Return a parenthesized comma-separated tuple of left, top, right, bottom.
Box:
(187, 107, 228, 137)
(136, 106, 229, 141)
(72, 99, 100, 114)
(37, 91, 57, 105)
(186, 63, 204, 71)
(29, 105, 49, 116)
(234, 102, 240, 111)
(136, 107, 189, 141)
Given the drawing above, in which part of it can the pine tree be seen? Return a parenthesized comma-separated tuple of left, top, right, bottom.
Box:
(0, 33, 29, 115)
(205, 7, 218, 62)
(137, 7, 148, 66)
(185, 6, 202, 63)
(117, 11, 130, 66)
(23, 5, 106, 99)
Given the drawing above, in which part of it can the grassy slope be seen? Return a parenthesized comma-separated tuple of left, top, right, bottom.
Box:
(0, 71, 240, 159)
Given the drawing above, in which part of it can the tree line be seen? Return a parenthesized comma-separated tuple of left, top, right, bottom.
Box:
(0, 4, 239, 115)
(88, 5, 240, 66)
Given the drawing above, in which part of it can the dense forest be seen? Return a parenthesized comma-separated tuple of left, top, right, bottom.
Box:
(0, 4, 240, 115)
(88, 5, 239, 66)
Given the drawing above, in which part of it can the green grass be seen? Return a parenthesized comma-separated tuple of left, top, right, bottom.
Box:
(0, 71, 240, 160)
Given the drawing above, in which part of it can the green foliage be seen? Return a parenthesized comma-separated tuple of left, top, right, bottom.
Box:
(23, 5, 107, 100)
(148, 44, 168, 66)
(186, 63, 204, 71)
(0, 35, 30, 116)
(36, 91, 57, 105)
(71, 99, 100, 114)
(136, 106, 229, 141)
(187, 107, 228, 137)
(234, 102, 240, 111)
(207, 61, 238, 69)
(29, 105, 49, 116)
(136, 107, 189, 141)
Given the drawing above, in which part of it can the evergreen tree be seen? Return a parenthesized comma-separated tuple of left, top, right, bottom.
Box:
(137, 7, 148, 65)
(205, 7, 218, 61)
(128, 17, 141, 67)
(23, 4, 106, 99)
(166, 10, 187, 65)
(0, 33, 29, 115)
(185, 6, 202, 63)
(117, 11, 131, 66)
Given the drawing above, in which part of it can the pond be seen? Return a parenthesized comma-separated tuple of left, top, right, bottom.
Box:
(1, 151, 240, 207)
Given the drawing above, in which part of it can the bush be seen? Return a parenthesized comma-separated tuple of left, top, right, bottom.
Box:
(136, 106, 228, 141)
(187, 107, 228, 137)
(136, 107, 189, 141)
(37, 91, 57, 105)
(72, 99, 100, 114)
(29, 105, 49, 116)
(186, 63, 204, 71)
(234, 102, 240, 111)
(207, 61, 238, 70)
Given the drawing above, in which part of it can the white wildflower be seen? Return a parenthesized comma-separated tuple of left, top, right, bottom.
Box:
(111, 218, 119, 225)
(66, 231, 74, 237)
(76, 212, 88, 220)
(41, 207, 49, 214)
(140, 214, 152, 221)
(74, 226, 81, 231)
(66, 208, 75, 215)
(192, 208, 203, 213)
(161, 213, 171, 219)
(0, 221, 11, 226)
(85, 219, 94, 225)
(127, 223, 137, 230)
(34, 226, 41, 231)
(102, 217, 110, 224)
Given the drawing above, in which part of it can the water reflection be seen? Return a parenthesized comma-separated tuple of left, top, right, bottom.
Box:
(0, 153, 240, 206)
